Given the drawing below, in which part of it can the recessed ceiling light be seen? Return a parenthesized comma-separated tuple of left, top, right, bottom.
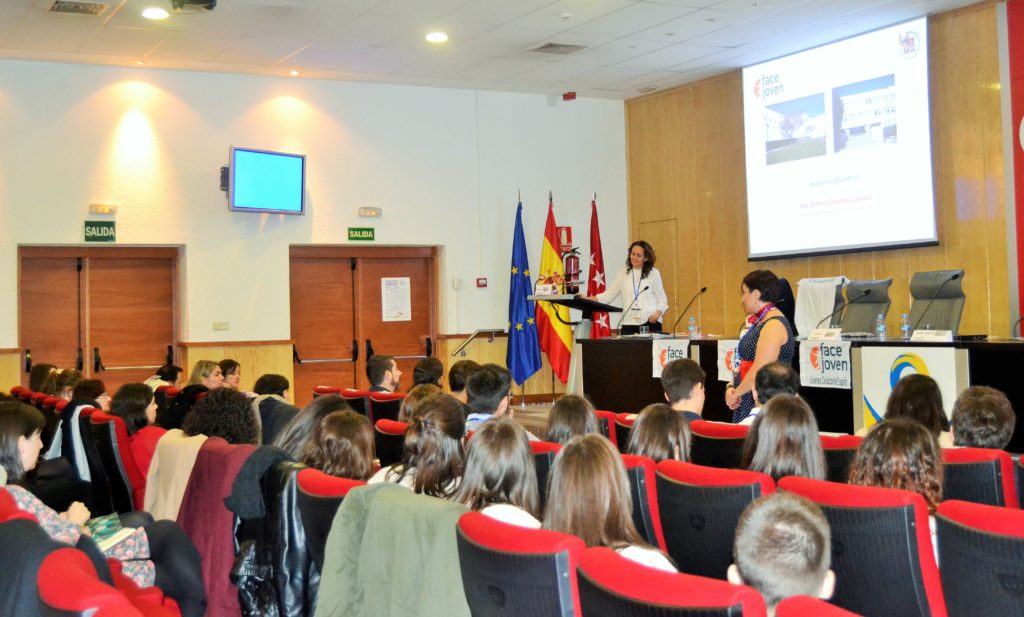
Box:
(290, 70, 299, 76)
(142, 7, 169, 20)
(136, 60, 146, 65)
(425, 31, 448, 44)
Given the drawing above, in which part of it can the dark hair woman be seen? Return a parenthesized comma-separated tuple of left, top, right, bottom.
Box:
(740, 394, 825, 482)
(544, 394, 599, 445)
(455, 417, 540, 528)
(726, 269, 796, 423)
(587, 240, 669, 335)
(879, 373, 951, 447)
(298, 410, 374, 481)
(273, 394, 352, 458)
(626, 403, 691, 463)
(181, 388, 258, 445)
(111, 383, 167, 477)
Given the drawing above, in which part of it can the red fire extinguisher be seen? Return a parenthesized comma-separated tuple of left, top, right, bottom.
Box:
(563, 248, 581, 294)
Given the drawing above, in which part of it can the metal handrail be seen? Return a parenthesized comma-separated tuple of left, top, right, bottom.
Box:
(451, 329, 505, 357)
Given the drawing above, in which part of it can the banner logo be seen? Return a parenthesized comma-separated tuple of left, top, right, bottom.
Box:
(809, 345, 821, 370)
(899, 31, 920, 58)
(889, 353, 928, 388)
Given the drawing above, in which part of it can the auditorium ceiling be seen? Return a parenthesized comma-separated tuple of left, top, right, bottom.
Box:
(0, 0, 981, 99)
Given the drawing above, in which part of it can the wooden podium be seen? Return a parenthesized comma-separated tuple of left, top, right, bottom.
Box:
(528, 294, 621, 393)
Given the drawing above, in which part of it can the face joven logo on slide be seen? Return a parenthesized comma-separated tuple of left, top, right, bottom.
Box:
(659, 346, 688, 368)
(899, 30, 920, 58)
(754, 73, 783, 100)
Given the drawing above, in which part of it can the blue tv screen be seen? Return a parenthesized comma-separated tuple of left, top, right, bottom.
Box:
(229, 146, 306, 214)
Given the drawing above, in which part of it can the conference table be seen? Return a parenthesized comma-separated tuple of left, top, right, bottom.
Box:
(580, 336, 1024, 452)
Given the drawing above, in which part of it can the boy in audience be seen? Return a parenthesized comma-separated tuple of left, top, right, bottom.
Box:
(464, 364, 531, 438)
(951, 385, 1016, 450)
(366, 355, 402, 393)
(660, 358, 706, 422)
(741, 362, 800, 425)
(448, 360, 481, 403)
(728, 493, 836, 615)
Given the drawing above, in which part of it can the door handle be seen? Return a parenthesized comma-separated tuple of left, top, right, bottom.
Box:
(352, 339, 359, 363)
(76, 347, 84, 372)
(425, 338, 433, 358)
(365, 339, 374, 360)
(293, 344, 302, 364)
(165, 345, 174, 366)
(93, 347, 104, 373)
(24, 349, 31, 373)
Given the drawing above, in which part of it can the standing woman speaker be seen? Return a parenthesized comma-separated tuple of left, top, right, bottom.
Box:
(588, 241, 669, 335)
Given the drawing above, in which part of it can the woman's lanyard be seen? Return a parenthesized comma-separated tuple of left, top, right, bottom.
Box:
(733, 303, 775, 373)
(631, 269, 643, 301)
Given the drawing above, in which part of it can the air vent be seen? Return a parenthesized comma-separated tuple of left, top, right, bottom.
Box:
(49, 0, 108, 15)
(531, 42, 587, 56)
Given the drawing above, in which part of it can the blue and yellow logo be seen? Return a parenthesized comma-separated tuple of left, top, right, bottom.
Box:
(864, 353, 929, 427)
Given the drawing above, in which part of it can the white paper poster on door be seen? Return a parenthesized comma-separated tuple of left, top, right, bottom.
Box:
(381, 277, 411, 322)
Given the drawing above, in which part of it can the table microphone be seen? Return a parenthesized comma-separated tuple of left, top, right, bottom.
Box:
(911, 273, 961, 333)
(671, 286, 708, 334)
(616, 285, 650, 330)
(815, 289, 871, 329)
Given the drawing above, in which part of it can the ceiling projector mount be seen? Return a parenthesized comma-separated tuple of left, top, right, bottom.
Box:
(171, 0, 216, 13)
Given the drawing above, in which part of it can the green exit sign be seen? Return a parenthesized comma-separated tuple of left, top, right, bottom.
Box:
(84, 221, 116, 242)
(348, 227, 375, 241)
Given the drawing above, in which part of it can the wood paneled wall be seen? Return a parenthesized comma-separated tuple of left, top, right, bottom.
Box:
(438, 335, 567, 400)
(178, 341, 294, 394)
(0, 350, 21, 393)
(626, 3, 1009, 337)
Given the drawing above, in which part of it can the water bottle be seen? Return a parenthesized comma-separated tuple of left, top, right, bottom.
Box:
(687, 316, 698, 338)
(900, 313, 911, 339)
(875, 313, 887, 340)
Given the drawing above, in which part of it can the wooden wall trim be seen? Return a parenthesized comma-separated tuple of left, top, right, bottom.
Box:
(179, 340, 293, 348)
(0, 349, 22, 353)
(289, 245, 437, 259)
(19, 246, 180, 259)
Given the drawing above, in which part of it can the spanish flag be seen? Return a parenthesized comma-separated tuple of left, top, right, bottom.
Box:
(535, 198, 572, 383)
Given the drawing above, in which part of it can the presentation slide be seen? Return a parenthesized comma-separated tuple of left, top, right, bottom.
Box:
(742, 18, 935, 259)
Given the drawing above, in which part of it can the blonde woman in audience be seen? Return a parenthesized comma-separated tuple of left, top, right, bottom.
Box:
(455, 417, 540, 528)
(298, 410, 374, 481)
(740, 394, 825, 482)
(187, 360, 224, 389)
(544, 434, 676, 572)
(544, 394, 599, 445)
(626, 403, 691, 463)
(368, 393, 465, 497)
(398, 384, 442, 423)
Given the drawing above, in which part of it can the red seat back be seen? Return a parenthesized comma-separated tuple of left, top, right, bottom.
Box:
(689, 420, 749, 469)
(595, 410, 617, 446)
(820, 434, 863, 483)
(90, 411, 146, 511)
(368, 392, 404, 424)
(295, 468, 366, 572)
(621, 454, 665, 551)
(941, 447, 1019, 508)
(374, 419, 409, 468)
(613, 413, 635, 453)
(775, 596, 861, 616)
(577, 546, 767, 616)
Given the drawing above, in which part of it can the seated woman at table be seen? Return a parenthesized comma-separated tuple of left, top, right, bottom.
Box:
(587, 240, 669, 335)
(725, 270, 795, 423)
(857, 373, 953, 447)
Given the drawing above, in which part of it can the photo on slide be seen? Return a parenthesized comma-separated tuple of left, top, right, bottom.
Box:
(764, 93, 826, 166)
(832, 74, 896, 153)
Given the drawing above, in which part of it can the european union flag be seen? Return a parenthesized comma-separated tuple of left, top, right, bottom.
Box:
(507, 202, 542, 385)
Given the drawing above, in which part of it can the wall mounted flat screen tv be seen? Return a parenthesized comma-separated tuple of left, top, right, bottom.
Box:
(741, 18, 935, 259)
(229, 146, 306, 215)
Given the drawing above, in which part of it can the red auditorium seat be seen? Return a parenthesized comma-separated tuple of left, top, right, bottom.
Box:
(77, 407, 116, 515)
(935, 500, 1024, 617)
(531, 440, 562, 509)
(775, 596, 862, 616)
(37, 548, 177, 617)
(820, 434, 862, 483)
(941, 447, 1019, 508)
(688, 420, 749, 469)
(595, 410, 617, 446)
(456, 511, 585, 616)
(368, 391, 404, 423)
(90, 411, 146, 511)
(779, 476, 947, 617)
(614, 412, 635, 453)
(620, 454, 665, 551)
(295, 467, 366, 573)
(312, 385, 341, 397)
(576, 546, 767, 616)
(340, 388, 372, 416)
(374, 419, 408, 468)
(655, 460, 774, 580)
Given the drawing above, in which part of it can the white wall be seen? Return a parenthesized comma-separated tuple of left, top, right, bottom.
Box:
(0, 59, 628, 346)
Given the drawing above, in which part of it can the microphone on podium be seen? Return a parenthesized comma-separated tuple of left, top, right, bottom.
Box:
(815, 289, 871, 329)
(671, 286, 708, 334)
(911, 272, 961, 333)
(616, 286, 650, 330)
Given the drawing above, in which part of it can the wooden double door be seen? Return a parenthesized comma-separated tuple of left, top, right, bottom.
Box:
(19, 247, 178, 392)
(289, 246, 438, 407)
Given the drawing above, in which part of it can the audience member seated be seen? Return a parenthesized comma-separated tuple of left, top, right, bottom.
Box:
(660, 358, 706, 422)
(544, 394, 599, 445)
(298, 410, 374, 481)
(366, 354, 402, 393)
(950, 385, 1015, 450)
(251, 373, 299, 445)
(143, 363, 184, 391)
(465, 363, 524, 436)
(0, 400, 207, 617)
(156, 382, 207, 431)
(29, 363, 58, 394)
(187, 359, 225, 389)
(858, 373, 952, 447)
(447, 359, 481, 404)
(110, 383, 167, 478)
(181, 388, 258, 445)
(412, 357, 444, 388)
(741, 394, 827, 482)
(544, 434, 676, 572)
(368, 393, 464, 497)
(728, 493, 835, 616)
(54, 368, 82, 401)
(740, 362, 800, 426)
(848, 418, 943, 559)
(399, 384, 442, 422)
(273, 394, 352, 458)
(71, 379, 111, 412)
(218, 359, 242, 391)
(455, 417, 540, 528)
(741, 394, 825, 482)
(626, 403, 691, 463)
